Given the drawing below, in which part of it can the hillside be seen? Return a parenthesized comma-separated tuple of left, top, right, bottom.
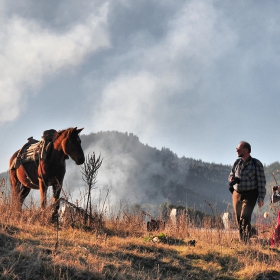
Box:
(1, 131, 279, 215)
(74, 131, 231, 214)
(0, 203, 280, 279)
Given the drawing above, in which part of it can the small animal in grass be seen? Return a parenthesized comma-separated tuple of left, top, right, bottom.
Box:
(152, 236, 160, 243)
(187, 240, 196, 247)
(147, 219, 165, 232)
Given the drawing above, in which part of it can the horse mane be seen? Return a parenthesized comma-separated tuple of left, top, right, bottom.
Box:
(52, 127, 73, 142)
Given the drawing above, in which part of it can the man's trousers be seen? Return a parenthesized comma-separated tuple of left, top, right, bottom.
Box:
(232, 189, 258, 243)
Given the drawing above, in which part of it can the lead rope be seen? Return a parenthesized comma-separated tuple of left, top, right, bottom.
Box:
(53, 214, 59, 256)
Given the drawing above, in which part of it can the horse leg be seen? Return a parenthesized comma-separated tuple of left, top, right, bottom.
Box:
(38, 178, 48, 209)
(10, 169, 22, 210)
(19, 186, 31, 206)
(51, 182, 62, 223)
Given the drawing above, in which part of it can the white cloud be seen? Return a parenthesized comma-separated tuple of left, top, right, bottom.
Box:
(94, 72, 162, 135)
(0, 3, 110, 124)
(91, 1, 237, 138)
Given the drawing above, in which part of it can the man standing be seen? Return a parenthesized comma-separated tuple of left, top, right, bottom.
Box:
(228, 141, 266, 243)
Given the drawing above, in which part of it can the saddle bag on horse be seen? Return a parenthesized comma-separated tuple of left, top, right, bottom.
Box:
(10, 129, 57, 170)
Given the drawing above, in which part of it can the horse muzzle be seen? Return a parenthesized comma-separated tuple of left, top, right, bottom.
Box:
(75, 156, 85, 165)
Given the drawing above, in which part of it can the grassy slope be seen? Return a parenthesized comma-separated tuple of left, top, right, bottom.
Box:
(0, 203, 279, 280)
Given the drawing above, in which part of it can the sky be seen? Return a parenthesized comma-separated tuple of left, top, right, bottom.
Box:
(1, 0, 280, 173)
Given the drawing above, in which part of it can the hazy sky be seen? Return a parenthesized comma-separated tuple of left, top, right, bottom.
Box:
(1, 0, 280, 173)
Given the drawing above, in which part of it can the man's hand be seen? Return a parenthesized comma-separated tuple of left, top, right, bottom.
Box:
(258, 201, 264, 207)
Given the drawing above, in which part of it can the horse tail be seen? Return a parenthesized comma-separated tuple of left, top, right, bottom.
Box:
(9, 168, 21, 203)
(9, 150, 22, 205)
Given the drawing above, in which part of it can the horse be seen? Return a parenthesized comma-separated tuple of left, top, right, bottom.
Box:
(9, 127, 85, 221)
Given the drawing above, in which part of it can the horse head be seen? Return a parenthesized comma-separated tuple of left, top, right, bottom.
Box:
(62, 127, 85, 165)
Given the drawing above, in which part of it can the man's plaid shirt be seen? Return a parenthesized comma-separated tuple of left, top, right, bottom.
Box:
(229, 156, 266, 202)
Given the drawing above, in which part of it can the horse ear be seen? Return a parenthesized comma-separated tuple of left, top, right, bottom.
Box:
(76, 127, 84, 134)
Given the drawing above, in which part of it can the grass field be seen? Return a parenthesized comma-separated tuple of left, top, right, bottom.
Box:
(0, 195, 279, 280)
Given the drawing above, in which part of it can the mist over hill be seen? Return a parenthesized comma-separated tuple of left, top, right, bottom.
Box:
(1, 131, 278, 214)
(65, 131, 232, 214)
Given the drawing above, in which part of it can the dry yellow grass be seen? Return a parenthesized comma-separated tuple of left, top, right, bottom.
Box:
(0, 198, 279, 280)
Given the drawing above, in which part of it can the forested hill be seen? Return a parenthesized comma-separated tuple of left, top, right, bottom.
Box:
(79, 131, 232, 213)
(1, 131, 278, 214)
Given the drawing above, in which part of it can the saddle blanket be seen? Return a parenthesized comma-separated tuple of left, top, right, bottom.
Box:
(10, 129, 56, 170)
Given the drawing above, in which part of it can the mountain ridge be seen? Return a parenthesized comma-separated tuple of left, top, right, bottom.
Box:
(78, 131, 232, 213)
